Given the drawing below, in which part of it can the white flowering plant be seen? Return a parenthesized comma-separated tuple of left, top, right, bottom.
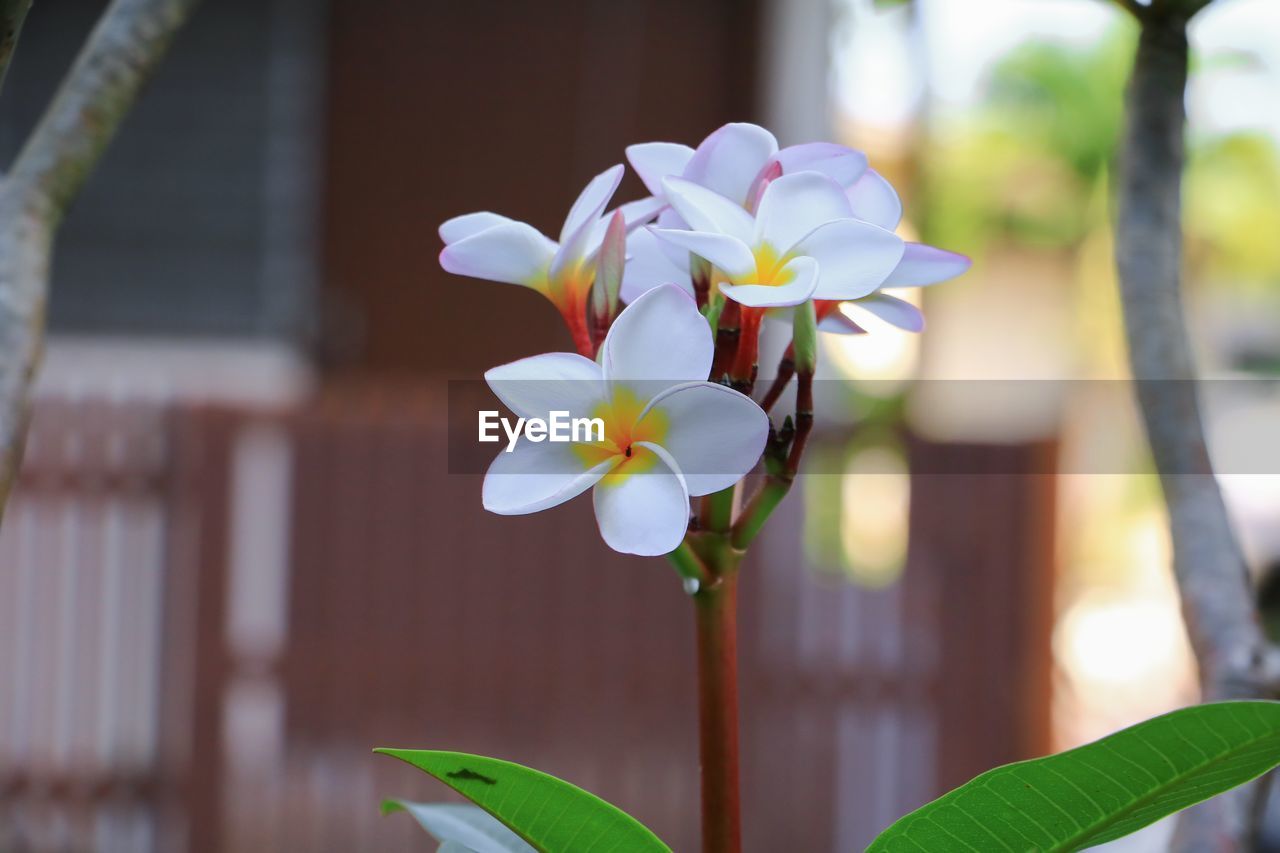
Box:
(375, 124, 1280, 853)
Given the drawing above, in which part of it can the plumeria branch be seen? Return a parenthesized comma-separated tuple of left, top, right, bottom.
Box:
(0, 0, 201, 523)
(1114, 3, 1280, 848)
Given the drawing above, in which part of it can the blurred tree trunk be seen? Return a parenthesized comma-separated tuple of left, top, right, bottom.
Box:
(0, 0, 200, 523)
(1114, 0, 1280, 848)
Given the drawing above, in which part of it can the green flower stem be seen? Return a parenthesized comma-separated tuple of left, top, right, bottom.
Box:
(692, 551, 742, 853)
(730, 477, 790, 551)
(699, 484, 737, 534)
(666, 539, 710, 584)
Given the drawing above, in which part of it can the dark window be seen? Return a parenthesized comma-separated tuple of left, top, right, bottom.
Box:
(0, 0, 323, 341)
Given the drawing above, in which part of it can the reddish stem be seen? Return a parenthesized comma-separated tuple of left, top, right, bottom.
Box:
(711, 300, 742, 380)
(694, 570, 741, 853)
(730, 308, 763, 389)
(759, 343, 796, 413)
(786, 369, 814, 478)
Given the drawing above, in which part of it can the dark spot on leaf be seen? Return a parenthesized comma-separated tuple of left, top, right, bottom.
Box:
(447, 767, 497, 785)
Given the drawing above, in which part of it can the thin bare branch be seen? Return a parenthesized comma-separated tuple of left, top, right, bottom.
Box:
(0, 0, 32, 93)
(7, 0, 201, 223)
(1114, 6, 1280, 849)
(0, 0, 201, 520)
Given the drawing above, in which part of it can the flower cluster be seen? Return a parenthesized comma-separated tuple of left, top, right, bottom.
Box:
(440, 122, 969, 556)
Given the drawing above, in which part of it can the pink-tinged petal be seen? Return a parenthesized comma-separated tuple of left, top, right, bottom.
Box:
(626, 142, 695, 196)
(849, 293, 925, 332)
(649, 228, 755, 280)
(439, 212, 516, 245)
(744, 160, 782, 214)
(602, 284, 713, 383)
(719, 256, 819, 308)
(484, 352, 606, 421)
(661, 176, 755, 243)
(484, 441, 616, 516)
(773, 142, 868, 188)
(754, 172, 853, 255)
(621, 228, 692, 304)
(684, 122, 779, 206)
(592, 442, 690, 555)
(584, 196, 667, 258)
(883, 243, 972, 287)
(439, 221, 556, 287)
(559, 163, 625, 243)
(639, 381, 768, 496)
(796, 219, 904, 301)
(846, 169, 902, 231)
(818, 309, 867, 335)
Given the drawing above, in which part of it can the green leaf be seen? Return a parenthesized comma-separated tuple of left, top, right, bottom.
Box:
(376, 749, 671, 853)
(381, 801, 534, 852)
(870, 701, 1280, 852)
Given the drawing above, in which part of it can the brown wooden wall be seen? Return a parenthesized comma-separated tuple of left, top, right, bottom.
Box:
(320, 0, 760, 375)
(0, 390, 1055, 852)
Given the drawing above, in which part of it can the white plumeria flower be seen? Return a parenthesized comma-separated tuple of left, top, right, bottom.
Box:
(621, 124, 970, 314)
(439, 164, 664, 349)
(810, 175, 972, 336)
(626, 122, 869, 212)
(482, 285, 768, 556)
(648, 171, 905, 308)
(815, 244, 973, 335)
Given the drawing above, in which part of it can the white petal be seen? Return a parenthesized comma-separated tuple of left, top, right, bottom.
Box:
(773, 142, 868, 187)
(583, 196, 668, 259)
(602, 284, 713, 383)
(484, 352, 605, 420)
(883, 243, 971, 287)
(850, 293, 925, 332)
(796, 218, 904, 300)
(754, 171, 853, 255)
(846, 169, 903, 231)
(621, 228, 692, 303)
(719, 256, 818, 308)
(626, 142, 695, 196)
(592, 442, 690, 555)
(654, 207, 694, 264)
(484, 440, 615, 516)
(639, 382, 768, 496)
(559, 164, 625, 243)
(649, 228, 755, 280)
(683, 122, 779, 206)
(818, 308, 867, 335)
(661, 176, 755, 244)
(439, 212, 516, 245)
(439, 221, 556, 286)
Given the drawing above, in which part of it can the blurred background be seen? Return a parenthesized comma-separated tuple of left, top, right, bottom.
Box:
(1, 0, 1278, 850)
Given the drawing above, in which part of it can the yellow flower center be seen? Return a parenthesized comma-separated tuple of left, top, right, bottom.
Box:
(751, 243, 795, 287)
(543, 258, 596, 311)
(572, 385, 671, 487)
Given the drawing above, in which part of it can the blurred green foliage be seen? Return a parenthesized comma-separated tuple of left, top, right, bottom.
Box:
(921, 26, 1135, 253)
(919, 20, 1280, 295)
